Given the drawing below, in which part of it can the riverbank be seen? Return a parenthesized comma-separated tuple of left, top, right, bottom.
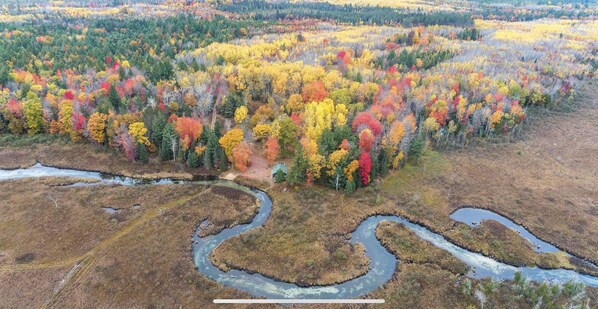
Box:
(0, 143, 216, 180)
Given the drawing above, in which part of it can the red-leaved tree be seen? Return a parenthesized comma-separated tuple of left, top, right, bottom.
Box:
(359, 151, 372, 186)
(358, 128, 375, 152)
(352, 112, 383, 136)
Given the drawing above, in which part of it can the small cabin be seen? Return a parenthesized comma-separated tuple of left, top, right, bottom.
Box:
(271, 163, 288, 177)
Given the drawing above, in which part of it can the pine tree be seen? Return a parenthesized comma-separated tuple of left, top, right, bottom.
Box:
(408, 132, 425, 164)
(137, 142, 149, 163)
(108, 84, 121, 112)
(318, 128, 336, 157)
(0, 66, 9, 86)
(150, 115, 166, 146)
(378, 150, 388, 177)
(187, 151, 200, 168)
(160, 123, 177, 161)
(344, 178, 356, 194)
(288, 146, 309, 185)
(203, 150, 213, 170)
(217, 147, 228, 171)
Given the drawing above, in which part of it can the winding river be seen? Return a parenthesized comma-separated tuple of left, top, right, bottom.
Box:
(1, 164, 597, 299)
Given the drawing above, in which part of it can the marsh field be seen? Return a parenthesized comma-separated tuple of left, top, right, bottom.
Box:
(1, 0, 598, 307)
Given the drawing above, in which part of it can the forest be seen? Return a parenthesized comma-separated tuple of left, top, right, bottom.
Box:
(0, 1, 595, 195)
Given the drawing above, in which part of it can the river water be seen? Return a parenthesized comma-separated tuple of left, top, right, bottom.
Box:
(1, 164, 596, 299)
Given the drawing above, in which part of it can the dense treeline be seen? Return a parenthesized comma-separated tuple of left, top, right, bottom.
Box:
(0, 15, 257, 81)
(378, 49, 454, 72)
(473, 7, 594, 21)
(217, 0, 475, 27)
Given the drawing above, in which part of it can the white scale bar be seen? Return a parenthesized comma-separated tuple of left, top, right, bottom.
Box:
(214, 299, 385, 304)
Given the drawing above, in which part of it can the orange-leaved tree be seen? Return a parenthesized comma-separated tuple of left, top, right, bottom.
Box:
(265, 135, 279, 165)
(232, 142, 252, 172)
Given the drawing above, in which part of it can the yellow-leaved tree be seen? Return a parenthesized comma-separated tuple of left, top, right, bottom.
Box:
(87, 112, 108, 144)
(252, 123, 271, 141)
(234, 105, 248, 124)
(219, 128, 244, 161)
(128, 122, 150, 146)
(303, 98, 348, 141)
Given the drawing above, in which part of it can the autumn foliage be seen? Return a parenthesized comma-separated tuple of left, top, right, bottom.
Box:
(232, 142, 252, 172)
(265, 136, 280, 165)
(0, 10, 592, 193)
(358, 151, 372, 186)
(175, 117, 202, 150)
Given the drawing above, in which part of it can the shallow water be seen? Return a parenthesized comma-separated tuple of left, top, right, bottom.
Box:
(102, 207, 121, 214)
(450, 208, 560, 253)
(1, 164, 596, 300)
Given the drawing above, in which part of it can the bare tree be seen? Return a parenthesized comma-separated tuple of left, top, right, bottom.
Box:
(170, 135, 178, 162)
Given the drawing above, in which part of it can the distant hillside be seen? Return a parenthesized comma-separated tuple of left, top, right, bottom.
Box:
(0, 0, 164, 5)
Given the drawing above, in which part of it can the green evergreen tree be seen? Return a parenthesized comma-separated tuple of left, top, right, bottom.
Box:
(220, 92, 243, 118)
(150, 114, 166, 146)
(108, 84, 121, 112)
(136, 142, 149, 163)
(20, 84, 31, 99)
(203, 150, 213, 170)
(160, 123, 177, 161)
(328, 165, 346, 191)
(0, 66, 9, 86)
(217, 147, 228, 171)
(187, 151, 200, 168)
(191, 59, 201, 72)
(288, 146, 309, 185)
(378, 149, 388, 177)
(408, 133, 426, 164)
(118, 66, 126, 80)
(318, 128, 336, 157)
(344, 178, 356, 195)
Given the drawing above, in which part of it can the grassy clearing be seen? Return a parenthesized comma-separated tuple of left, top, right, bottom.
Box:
(376, 221, 468, 275)
(0, 178, 207, 268)
(0, 172, 259, 307)
(0, 266, 69, 308)
(50, 185, 263, 308)
(0, 134, 71, 147)
(211, 187, 374, 286)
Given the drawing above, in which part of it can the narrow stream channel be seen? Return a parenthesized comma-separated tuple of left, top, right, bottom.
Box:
(1, 164, 597, 299)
